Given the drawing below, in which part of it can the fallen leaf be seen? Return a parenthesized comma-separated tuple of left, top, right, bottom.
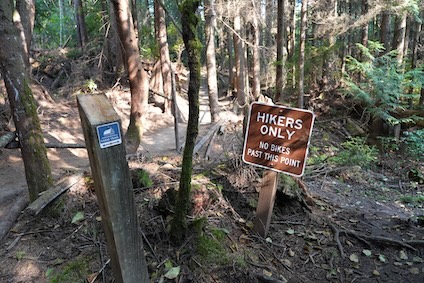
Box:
(349, 253, 359, 263)
(288, 249, 295, 257)
(400, 250, 408, 260)
(378, 254, 386, 263)
(372, 270, 380, 276)
(71, 211, 84, 224)
(393, 262, 403, 266)
(282, 259, 292, 267)
(412, 256, 423, 263)
(409, 267, 419, 274)
(265, 237, 273, 243)
(286, 228, 295, 235)
(362, 249, 372, 257)
(263, 269, 273, 277)
(164, 266, 180, 280)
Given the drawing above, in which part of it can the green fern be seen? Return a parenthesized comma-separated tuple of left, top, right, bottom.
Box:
(343, 42, 424, 126)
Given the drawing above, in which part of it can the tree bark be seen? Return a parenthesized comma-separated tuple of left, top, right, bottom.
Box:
(205, 0, 220, 122)
(16, 0, 34, 56)
(111, 0, 149, 154)
(298, 0, 308, 109)
(227, 29, 234, 94)
(380, 11, 391, 53)
(170, 0, 201, 243)
(0, 1, 53, 202)
(275, 0, 285, 102)
(392, 12, 407, 65)
(251, 0, 261, 100)
(74, 0, 88, 50)
(234, 11, 246, 115)
(154, 0, 172, 113)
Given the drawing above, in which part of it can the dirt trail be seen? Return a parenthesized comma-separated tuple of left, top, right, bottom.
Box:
(0, 77, 235, 240)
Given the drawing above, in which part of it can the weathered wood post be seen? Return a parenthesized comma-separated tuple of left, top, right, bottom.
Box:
(253, 170, 278, 237)
(77, 94, 149, 283)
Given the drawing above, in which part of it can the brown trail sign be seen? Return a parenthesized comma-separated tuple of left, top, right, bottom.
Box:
(243, 102, 314, 177)
(243, 102, 315, 237)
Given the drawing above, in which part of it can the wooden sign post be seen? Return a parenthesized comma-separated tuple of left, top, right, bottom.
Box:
(243, 102, 315, 237)
(77, 94, 149, 283)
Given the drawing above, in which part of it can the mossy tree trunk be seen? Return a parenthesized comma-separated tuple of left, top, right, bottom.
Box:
(111, 0, 149, 154)
(0, 1, 53, 202)
(170, 0, 201, 243)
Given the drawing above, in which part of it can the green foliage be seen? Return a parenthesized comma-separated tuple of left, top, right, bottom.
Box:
(46, 257, 90, 283)
(402, 129, 424, 161)
(132, 168, 153, 189)
(399, 195, 424, 205)
(331, 137, 378, 168)
(343, 42, 424, 126)
(196, 227, 230, 266)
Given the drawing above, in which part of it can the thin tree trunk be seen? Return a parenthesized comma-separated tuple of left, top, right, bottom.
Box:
(0, 1, 53, 202)
(227, 29, 234, 94)
(204, 0, 220, 122)
(251, 0, 261, 100)
(170, 0, 201, 243)
(275, 0, 285, 102)
(109, 1, 125, 79)
(154, 0, 172, 113)
(392, 12, 407, 65)
(298, 0, 308, 109)
(16, 0, 34, 55)
(74, 0, 88, 49)
(410, 19, 422, 107)
(111, 0, 149, 154)
(130, 0, 139, 38)
(380, 11, 391, 53)
(234, 12, 246, 117)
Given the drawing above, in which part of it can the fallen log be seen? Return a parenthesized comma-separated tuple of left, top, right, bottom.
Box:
(0, 132, 16, 148)
(26, 172, 84, 216)
(6, 142, 86, 149)
(193, 120, 224, 156)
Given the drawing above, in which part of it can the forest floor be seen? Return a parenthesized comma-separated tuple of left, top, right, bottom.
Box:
(0, 63, 423, 282)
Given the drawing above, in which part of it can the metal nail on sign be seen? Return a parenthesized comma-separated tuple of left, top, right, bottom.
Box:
(243, 102, 315, 177)
(97, 121, 122, 149)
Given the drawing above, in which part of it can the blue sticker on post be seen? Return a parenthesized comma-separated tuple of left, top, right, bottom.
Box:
(97, 122, 122, 149)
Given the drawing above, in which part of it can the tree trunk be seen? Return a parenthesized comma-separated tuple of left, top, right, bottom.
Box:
(227, 29, 234, 94)
(0, 1, 53, 202)
(392, 12, 407, 65)
(251, 0, 261, 100)
(234, 12, 246, 116)
(170, 0, 201, 243)
(74, 0, 88, 50)
(130, 0, 139, 38)
(275, 0, 285, 102)
(298, 0, 308, 109)
(411, 19, 422, 106)
(204, 0, 220, 122)
(380, 11, 391, 53)
(154, 0, 172, 113)
(16, 0, 34, 56)
(111, 0, 149, 154)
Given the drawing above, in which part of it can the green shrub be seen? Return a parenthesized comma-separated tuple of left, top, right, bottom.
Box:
(331, 137, 378, 168)
(402, 129, 424, 161)
(343, 41, 424, 126)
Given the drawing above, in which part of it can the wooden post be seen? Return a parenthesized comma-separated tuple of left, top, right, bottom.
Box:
(77, 94, 149, 283)
(254, 170, 278, 237)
